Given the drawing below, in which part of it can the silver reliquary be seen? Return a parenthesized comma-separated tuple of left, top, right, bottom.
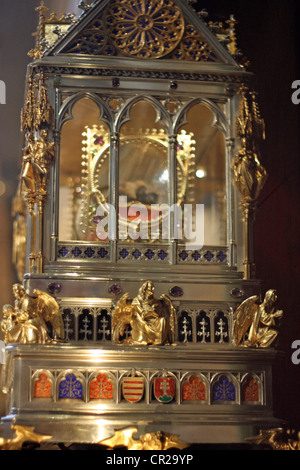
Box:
(1, 0, 283, 449)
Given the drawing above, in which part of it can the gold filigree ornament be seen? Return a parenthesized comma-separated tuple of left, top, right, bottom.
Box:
(112, 281, 177, 346)
(0, 284, 65, 344)
(21, 71, 53, 134)
(233, 290, 283, 348)
(106, 0, 185, 59)
(34, 72, 53, 130)
(234, 85, 267, 279)
(99, 427, 189, 450)
(20, 75, 36, 133)
(172, 24, 218, 62)
(0, 425, 51, 450)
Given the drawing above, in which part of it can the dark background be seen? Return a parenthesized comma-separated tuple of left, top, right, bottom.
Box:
(0, 0, 299, 429)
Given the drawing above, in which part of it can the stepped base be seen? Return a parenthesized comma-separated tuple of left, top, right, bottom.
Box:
(0, 344, 283, 446)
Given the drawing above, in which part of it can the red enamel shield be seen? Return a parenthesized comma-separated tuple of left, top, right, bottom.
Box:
(154, 377, 175, 403)
(182, 375, 206, 401)
(89, 373, 114, 400)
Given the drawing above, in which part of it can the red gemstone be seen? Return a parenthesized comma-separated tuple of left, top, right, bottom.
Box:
(94, 136, 104, 146)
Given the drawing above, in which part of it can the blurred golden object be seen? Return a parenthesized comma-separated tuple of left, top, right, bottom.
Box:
(99, 426, 188, 450)
(233, 289, 283, 348)
(0, 425, 51, 450)
(234, 86, 267, 279)
(12, 186, 27, 282)
(0, 284, 65, 344)
(112, 281, 177, 345)
(246, 427, 300, 450)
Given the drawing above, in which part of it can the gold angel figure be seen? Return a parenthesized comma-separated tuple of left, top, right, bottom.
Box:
(233, 289, 283, 348)
(112, 281, 177, 346)
(21, 132, 37, 199)
(234, 87, 267, 209)
(21, 129, 55, 204)
(1, 284, 65, 344)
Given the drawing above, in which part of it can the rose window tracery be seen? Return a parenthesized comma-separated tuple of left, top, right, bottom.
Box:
(106, 0, 185, 59)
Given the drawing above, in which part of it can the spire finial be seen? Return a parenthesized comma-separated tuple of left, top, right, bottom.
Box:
(28, 1, 49, 60)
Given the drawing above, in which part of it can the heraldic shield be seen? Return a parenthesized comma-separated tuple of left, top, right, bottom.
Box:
(154, 377, 176, 403)
(122, 376, 144, 403)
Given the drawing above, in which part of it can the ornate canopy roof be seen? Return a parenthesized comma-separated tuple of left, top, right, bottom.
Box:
(30, 0, 244, 70)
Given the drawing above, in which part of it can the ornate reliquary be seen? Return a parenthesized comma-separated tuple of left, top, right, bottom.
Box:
(0, 0, 283, 449)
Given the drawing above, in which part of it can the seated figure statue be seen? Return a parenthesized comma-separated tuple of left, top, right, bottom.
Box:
(1, 284, 65, 344)
(112, 281, 177, 346)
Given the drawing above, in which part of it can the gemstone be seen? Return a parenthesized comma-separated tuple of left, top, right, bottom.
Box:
(230, 288, 244, 298)
(170, 286, 183, 297)
(109, 284, 122, 295)
(112, 77, 120, 87)
(94, 136, 104, 146)
(47, 282, 61, 294)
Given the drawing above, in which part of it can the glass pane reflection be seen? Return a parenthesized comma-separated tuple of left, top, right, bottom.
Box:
(59, 98, 110, 242)
(178, 103, 226, 246)
(119, 101, 168, 243)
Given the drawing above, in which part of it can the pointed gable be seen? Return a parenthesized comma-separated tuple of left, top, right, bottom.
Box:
(45, 0, 239, 66)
